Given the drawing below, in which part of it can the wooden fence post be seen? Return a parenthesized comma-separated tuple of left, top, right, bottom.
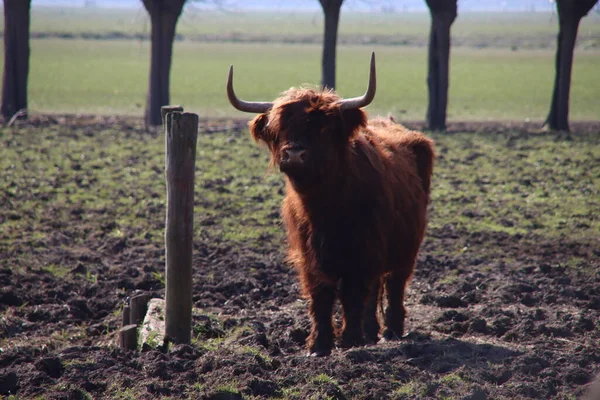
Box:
(162, 106, 198, 344)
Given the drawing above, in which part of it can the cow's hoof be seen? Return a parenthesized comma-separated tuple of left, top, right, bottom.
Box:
(307, 348, 331, 357)
(340, 333, 365, 349)
(381, 328, 403, 341)
(307, 339, 333, 357)
(363, 325, 380, 345)
(364, 334, 379, 345)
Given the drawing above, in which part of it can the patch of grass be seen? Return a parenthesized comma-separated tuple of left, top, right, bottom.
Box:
(85, 269, 98, 284)
(236, 345, 272, 363)
(49, 327, 86, 346)
(186, 382, 205, 396)
(439, 372, 465, 387)
(428, 131, 600, 241)
(223, 325, 254, 344)
(437, 269, 460, 285)
(106, 384, 139, 400)
(307, 373, 344, 399)
(310, 373, 338, 386)
(143, 330, 162, 350)
(112, 303, 124, 320)
(43, 263, 70, 278)
(194, 338, 222, 352)
(282, 386, 302, 399)
(48, 384, 93, 400)
(63, 358, 93, 369)
(151, 271, 165, 286)
(393, 380, 426, 398)
(214, 382, 241, 396)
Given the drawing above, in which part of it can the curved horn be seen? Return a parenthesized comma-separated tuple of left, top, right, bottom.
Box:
(339, 52, 377, 110)
(227, 65, 273, 114)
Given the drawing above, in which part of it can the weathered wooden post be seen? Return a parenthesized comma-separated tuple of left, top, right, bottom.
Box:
(162, 105, 198, 344)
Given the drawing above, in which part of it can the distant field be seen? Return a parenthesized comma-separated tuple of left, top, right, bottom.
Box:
(23, 39, 600, 121)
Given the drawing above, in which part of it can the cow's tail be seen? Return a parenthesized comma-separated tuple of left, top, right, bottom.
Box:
(407, 135, 435, 196)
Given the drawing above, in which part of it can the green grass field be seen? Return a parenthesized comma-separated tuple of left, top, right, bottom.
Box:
(4, 7, 600, 121)
(25, 39, 600, 121)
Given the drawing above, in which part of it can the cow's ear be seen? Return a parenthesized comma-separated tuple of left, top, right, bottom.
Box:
(340, 108, 367, 140)
(249, 113, 270, 143)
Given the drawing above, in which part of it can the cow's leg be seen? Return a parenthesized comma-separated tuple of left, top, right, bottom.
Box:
(382, 269, 412, 340)
(363, 278, 381, 344)
(307, 283, 336, 356)
(339, 277, 369, 348)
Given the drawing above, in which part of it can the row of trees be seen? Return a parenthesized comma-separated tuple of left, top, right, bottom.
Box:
(318, 0, 598, 131)
(1, 0, 598, 131)
(317, 0, 457, 131)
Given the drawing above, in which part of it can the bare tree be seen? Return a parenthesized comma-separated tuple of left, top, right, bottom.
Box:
(142, 0, 186, 127)
(2, 0, 31, 121)
(424, 0, 457, 131)
(319, 0, 344, 89)
(545, 0, 598, 131)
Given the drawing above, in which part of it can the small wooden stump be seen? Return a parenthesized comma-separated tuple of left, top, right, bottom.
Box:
(122, 305, 131, 326)
(119, 324, 138, 350)
(139, 298, 167, 350)
(118, 293, 149, 350)
(130, 293, 150, 326)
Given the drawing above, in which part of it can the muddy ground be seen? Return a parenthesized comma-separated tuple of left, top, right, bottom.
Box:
(0, 116, 599, 399)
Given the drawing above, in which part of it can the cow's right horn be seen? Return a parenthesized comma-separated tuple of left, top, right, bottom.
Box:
(227, 66, 273, 114)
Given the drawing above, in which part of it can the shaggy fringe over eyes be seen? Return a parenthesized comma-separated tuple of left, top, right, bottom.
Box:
(276, 87, 367, 139)
(248, 87, 368, 168)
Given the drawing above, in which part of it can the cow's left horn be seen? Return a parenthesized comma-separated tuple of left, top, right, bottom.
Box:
(339, 52, 376, 110)
(227, 65, 273, 114)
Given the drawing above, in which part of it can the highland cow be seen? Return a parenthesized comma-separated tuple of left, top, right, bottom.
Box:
(227, 53, 435, 356)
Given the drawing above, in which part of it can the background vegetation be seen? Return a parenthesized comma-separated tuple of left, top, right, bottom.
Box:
(3, 7, 600, 121)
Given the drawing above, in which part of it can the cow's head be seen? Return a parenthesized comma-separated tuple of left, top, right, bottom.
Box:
(227, 53, 376, 188)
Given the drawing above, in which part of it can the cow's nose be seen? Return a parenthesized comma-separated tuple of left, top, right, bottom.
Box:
(282, 148, 307, 164)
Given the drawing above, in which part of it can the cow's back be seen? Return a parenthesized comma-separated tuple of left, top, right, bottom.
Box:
(363, 118, 435, 270)
(366, 118, 435, 197)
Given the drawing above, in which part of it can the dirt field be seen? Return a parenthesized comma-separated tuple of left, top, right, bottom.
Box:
(1, 116, 599, 399)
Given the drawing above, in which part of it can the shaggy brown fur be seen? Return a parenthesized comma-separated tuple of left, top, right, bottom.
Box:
(249, 87, 435, 356)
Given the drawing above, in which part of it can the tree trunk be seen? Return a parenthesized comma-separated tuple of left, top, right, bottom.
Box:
(142, 0, 185, 127)
(319, 0, 344, 90)
(2, 0, 31, 120)
(545, 0, 597, 131)
(424, 0, 457, 131)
